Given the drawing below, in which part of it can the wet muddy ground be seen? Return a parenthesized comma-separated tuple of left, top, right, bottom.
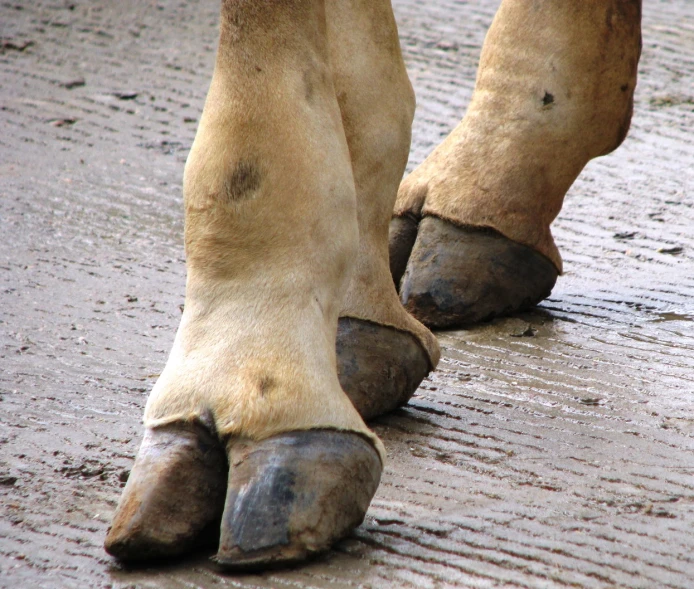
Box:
(1, 1, 693, 587)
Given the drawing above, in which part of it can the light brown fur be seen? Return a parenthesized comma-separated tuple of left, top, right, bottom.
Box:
(395, 0, 642, 271)
(144, 0, 642, 462)
(145, 0, 387, 458)
(327, 0, 439, 364)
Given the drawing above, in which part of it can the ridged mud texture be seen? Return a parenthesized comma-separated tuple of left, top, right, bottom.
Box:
(104, 423, 227, 560)
(398, 216, 558, 329)
(216, 431, 381, 570)
(2, 1, 694, 588)
(336, 317, 431, 420)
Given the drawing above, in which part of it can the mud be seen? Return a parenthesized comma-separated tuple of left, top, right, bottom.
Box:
(1, 1, 693, 588)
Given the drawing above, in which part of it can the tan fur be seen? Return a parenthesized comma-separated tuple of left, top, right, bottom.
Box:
(395, 0, 642, 272)
(327, 0, 439, 366)
(144, 0, 385, 460)
(144, 0, 641, 461)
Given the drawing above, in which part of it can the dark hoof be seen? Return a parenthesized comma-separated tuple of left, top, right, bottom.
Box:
(215, 430, 381, 570)
(336, 317, 431, 420)
(400, 216, 558, 329)
(389, 214, 419, 288)
(104, 422, 227, 561)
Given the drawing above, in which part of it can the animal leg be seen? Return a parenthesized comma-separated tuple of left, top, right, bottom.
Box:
(391, 0, 642, 328)
(105, 0, 383, 568)
(326, 0, 440, 419)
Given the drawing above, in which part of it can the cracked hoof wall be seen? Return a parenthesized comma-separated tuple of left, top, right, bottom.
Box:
(215, 430, 381, 570)
(104, 422, 227, 561)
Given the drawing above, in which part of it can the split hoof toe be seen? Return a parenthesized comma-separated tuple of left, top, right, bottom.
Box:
(389, 213, 419, 288)
(215, 430, 381, 570)
(399, 216, 558, 329)
(104, 422, 227, 561)
(337, 317, 431, 420)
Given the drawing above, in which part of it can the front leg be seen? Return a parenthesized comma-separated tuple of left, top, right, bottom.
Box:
(105, 0, 383, 569)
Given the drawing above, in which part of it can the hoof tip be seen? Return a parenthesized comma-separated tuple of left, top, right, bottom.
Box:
(336, 317, 431, 420)
(215, 430, 381, 570)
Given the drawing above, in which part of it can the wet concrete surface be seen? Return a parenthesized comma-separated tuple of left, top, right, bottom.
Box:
(1, 1, 693, 587)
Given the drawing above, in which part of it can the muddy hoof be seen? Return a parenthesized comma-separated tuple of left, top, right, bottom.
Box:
(336, 317, 431, 420)
(104, 422, 227, 561)
(389, 214, 420, 289)
(215, 430, 381, 570)
(400, 216, 558, 329)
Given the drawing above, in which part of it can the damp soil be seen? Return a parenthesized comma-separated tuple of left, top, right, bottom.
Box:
(1, 1, 694, 588)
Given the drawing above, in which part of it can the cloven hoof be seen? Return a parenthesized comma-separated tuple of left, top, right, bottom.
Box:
(389, 213, 420, 289)
(336, 317, 432, 420)
(104, 422, 227, 561)
(215, 430, 381, 570)
(397, 216, 558, 329)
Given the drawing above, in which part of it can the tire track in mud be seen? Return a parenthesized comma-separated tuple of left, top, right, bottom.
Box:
(2, 0, 694, 588)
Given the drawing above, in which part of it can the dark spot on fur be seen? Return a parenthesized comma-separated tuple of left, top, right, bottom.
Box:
(542, 91, 554, 106)
(223, 161, 261, 203)
(258, 375, 274, 397)
(621, 83, 629, 92)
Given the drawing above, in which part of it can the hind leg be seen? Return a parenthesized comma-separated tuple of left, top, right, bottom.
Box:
(391, 0, 642, 328)
(327, 0, 440, 419)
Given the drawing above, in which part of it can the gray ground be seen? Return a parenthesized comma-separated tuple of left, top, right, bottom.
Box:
(1, 1, 693, 588)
